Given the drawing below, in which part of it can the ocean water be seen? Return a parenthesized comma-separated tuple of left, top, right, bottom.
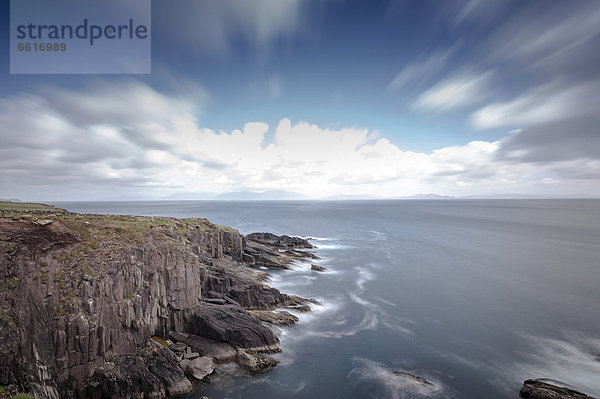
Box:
(52, 200, 600, 399)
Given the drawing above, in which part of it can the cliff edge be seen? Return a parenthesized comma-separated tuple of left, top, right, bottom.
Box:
(0, 203, 315, 398)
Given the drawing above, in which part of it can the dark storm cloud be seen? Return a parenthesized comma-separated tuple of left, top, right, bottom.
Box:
(498, 116, 600, 163)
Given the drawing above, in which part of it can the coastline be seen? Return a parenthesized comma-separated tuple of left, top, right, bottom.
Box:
(0, 203, 317, 398)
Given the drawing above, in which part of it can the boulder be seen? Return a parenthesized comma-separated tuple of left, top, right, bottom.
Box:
(520, 379, 596, 399)
(180, 356, 214, 380)
(235, 349, 278, 373)
(311, 264, 326, 272)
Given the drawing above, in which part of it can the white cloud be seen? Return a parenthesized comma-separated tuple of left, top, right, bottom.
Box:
(388, 46, 457, 90)
(1, 81, 599, 200)
(412, 71, 493, 112)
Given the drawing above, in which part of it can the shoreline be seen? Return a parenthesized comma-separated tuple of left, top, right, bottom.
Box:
(0, 203, 318, 398)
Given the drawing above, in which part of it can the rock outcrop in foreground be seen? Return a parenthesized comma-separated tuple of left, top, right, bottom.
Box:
(0, 205, 315, 398)
(520, 379, 597, 399)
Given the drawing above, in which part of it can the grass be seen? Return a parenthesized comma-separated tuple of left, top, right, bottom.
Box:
(0, 386, 34, 399)
(2, 279, 18, 291)
(0, 201, 65, 212)
(151, 336, 170, 348)
(215, 223, 239, 233)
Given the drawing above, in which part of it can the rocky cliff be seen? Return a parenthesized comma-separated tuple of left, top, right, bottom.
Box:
(0, 205, 315, 398)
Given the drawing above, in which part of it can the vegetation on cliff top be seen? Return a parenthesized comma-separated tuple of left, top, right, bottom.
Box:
(0, 202, 241, 320)
(0, 202, 65, 212)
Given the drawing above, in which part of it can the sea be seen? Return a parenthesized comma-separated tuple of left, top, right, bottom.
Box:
(51, 200, 600, 399)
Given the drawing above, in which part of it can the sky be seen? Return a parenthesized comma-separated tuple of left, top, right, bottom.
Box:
(1, 0, 600, 200)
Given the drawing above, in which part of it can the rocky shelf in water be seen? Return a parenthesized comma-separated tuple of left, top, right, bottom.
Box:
(0, 204, 317, 398)
(520, 379, 597, 399)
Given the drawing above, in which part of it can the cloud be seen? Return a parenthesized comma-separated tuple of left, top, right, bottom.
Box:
(485, 2, 600, 75)
(388, 46, 458, 90)
(443, 2, 600, 166)
(154, 0, 305, 56)
(412, 71, 493, 112)
(471, 80, 600, 130)
(1, 81, 599, 200)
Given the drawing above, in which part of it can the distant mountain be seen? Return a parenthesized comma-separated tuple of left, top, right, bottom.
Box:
(216, 190, 308, 200)
(163, 192, 219, 200)
(322, 194, 386, 200)
(460, 193, 600, 199)
(403, 194, 455, 200)
(0, 198, 21, 202)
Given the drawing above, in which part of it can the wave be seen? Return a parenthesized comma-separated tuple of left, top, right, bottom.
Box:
(316, 243, 351, 250)
(369, 230, 388, 241)
(316, 312, 379, 339)
(303, 236, 334, 241)
(356, 267, 376, 291)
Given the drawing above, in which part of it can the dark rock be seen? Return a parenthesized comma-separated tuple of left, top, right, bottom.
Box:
(285, 304, 311, 312)
(146, 348, 193, 396)
(520, 379, 596, 399)
(170, 342, 187, 353)
(311, 263, 326, 272)
(203, 298, 226, 305)
(85, 347, 191, 398)
(183, 351, 200, 360)
(185, 304, 279, 350)
(249, 310, 299, 326)
(246, 232, 314, 249)
(242, 233, 316, 269)
(228, 284, 289, 310)
(170, 331, 237, 364)
(179, 356, 214, 380)
(235, 349, 278, 373)
(393, 371, 434, 386)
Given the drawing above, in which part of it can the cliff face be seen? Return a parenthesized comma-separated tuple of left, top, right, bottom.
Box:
(0, 208, 314, 398)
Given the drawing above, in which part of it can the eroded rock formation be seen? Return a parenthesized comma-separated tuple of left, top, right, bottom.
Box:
(0, 208, 314, 398)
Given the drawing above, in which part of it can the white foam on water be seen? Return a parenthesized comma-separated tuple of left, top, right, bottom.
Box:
(347, 358, 453, 399)
(316, 243, 351, 250)
(349, 292, 414, 336)
(356, 267, 376, 291)
(302, 236, 332, 241)
(315, 311, 379, 339)
(349, 291, 372, 307)
(374, 295, 399, 308)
